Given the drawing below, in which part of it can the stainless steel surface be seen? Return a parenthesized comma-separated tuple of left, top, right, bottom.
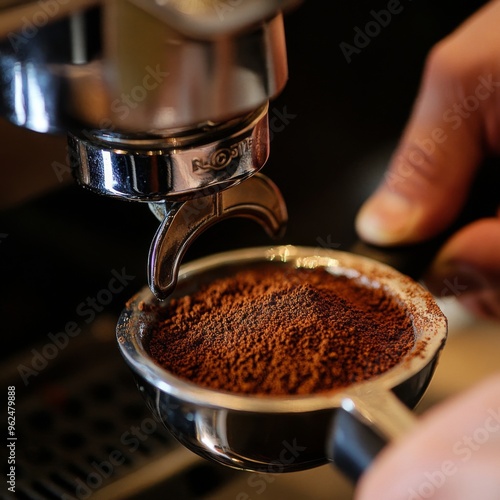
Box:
(148, 173, 287, 300)
(117, 245, 448, 473)
(0, 0, 288, 197)
(69, 105, 271, 201)
(0, 1, 289, 134)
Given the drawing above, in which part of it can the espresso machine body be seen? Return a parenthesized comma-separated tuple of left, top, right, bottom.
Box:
(0, 0, 297, 298)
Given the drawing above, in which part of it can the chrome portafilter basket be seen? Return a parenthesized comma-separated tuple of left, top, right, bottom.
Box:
(116, 245, 448, 481)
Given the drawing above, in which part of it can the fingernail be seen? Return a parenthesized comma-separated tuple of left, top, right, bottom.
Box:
(355, 192, 420, 245)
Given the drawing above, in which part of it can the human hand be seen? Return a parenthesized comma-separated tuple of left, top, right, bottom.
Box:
(355, 0, 500, 319)
(355, 373, 500, 500)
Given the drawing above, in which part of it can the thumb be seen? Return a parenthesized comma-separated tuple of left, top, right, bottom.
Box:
(355, 5, 500, 245)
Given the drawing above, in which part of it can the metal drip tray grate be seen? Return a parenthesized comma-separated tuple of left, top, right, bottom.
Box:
(2, 316, 239, 500)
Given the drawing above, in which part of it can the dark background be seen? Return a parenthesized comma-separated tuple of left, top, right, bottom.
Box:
(0, 0, 491, 358)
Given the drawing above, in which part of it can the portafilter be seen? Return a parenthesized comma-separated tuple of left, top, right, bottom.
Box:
(116, 245, 447, 482)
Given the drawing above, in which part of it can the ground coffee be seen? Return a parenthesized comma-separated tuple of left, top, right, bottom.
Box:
(147, 265, 415, 396)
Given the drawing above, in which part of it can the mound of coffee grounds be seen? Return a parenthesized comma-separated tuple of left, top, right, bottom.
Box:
(147, 266, 415, 396)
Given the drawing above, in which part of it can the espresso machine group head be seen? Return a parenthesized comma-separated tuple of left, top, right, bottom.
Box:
(0, 0, 298, 299)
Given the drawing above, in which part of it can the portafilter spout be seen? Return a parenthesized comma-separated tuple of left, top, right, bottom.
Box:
(148, 173, 287, 301)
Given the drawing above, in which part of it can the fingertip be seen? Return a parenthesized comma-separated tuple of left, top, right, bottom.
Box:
(355, 191, 424, 245)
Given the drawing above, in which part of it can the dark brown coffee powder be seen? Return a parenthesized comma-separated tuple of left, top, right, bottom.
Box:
(147, 266, 415, 395)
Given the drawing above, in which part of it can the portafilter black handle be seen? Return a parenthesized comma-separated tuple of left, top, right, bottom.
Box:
(350, 235, 448, 282)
